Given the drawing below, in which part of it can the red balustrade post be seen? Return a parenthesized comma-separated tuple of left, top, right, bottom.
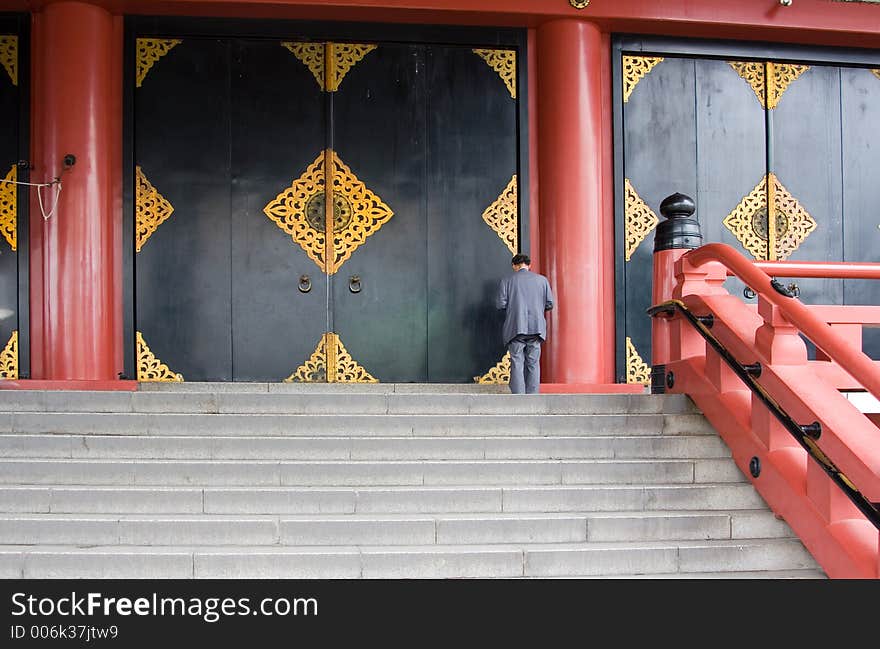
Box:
(754, 297, 808, 365)
(650, 193, 701, 392)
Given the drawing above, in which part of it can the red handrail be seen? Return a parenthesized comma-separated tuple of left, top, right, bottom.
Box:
(747, 260, 880, 280)
(684, 243, 880, 399)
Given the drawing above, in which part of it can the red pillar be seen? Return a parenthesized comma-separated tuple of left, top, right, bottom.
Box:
(30, 1, 120, 381)
(536, 19, 614, 384)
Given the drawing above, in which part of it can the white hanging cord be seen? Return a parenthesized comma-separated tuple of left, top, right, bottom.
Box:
(0, 155, 74, 221)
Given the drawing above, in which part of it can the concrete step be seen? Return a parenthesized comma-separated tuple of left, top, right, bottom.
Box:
(0, 458, 744, 487)
(0, 390, 695, 416)
(0, 483, 768, 514)
(0, 538, 820, 578)
(0, 510, 796, 546)
(0, 412, 715, 437)
(0, 433, 732, 460)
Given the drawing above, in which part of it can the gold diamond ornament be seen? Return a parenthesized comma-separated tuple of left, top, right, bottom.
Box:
(723, 174, 816, 261)
(263, 150, 394, 274)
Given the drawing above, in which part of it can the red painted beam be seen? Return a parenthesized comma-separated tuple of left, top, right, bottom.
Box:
(8, 0, 880, 48)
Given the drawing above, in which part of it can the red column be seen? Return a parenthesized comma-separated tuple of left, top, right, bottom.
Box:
(536, 19, 614, 384)
(30, 1, 120, 381)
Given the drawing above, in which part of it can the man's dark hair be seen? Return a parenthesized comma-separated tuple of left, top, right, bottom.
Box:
(511, 253, 531, 266)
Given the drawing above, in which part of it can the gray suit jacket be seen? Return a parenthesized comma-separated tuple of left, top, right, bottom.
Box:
(496, 268, 554, 346)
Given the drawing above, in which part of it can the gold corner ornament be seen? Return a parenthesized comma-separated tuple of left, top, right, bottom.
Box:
(623, 56, 663, 103)
(0, 330, 17, 379)
(136, 39, 182, 88)
(626, 337, 650, 385)
(136, 331, 183, 382)
(0, 36, 17, 86)
(728, 61, 809, 109)
(286, 332, 378, 383)
(135, 166, 175, 252)
(0, 165, 16, 251)
(473, 49, 516, 99)
(482, 175, 518, 254)
(282, 42, 377, 92)
(569, 0, 590, 8)
(264, 149, 394, 275)
(872, 69, 880, 82)
(723, 173, 817, 261)
(474, 352, 511, 384)
(624, 178, 659, 262)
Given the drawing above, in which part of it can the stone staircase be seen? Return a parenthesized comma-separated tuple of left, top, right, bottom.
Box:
(0, 383, 825, 578)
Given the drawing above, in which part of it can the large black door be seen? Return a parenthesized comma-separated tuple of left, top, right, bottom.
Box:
(0, 20, 27, 380)
(617, 46, 880, 385)
(131, 29, 522, 383)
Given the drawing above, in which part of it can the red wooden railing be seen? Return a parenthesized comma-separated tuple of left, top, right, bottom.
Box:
(652, 239, 880, 578)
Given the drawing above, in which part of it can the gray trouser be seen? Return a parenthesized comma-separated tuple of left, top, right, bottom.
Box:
(507, 334, 542, 394)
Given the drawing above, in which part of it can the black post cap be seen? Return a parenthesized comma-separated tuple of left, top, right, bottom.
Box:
(654, 192, 702, 252)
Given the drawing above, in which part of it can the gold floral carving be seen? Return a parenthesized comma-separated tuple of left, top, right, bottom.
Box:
(135, 166, 175, 252)
(282, 42, 325, 89)
(569, 0, 590, 8)
(728, 61, 809, 109)
(286, 332, 378, 383)
(263, 150, 394, 274)
(768, 173, 817, 260)
(331, 44, 377, 92)
(624, 178, 659, 261)
(623, 56, 663, 103)
(723, 174, 816, 260)
(136, 331, 183, 382)
(626, 337, 650, 385)
(0, 330, 17, 379)
(723, 176, 770, 259)
(0, 165, 16, 251)
(473, 49, 516, 99)
(872, 69, 880, 82)
(474, 352, 511, 384)
(136, 39, 182, 88)
(282, 42, 377, 91)
(0, 36, 17, 86)
(482, 175, 518, 254)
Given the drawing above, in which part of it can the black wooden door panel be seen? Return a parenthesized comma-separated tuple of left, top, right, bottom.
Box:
(619, 49, 880, 380)
(841, 67, 880, 358)
(134, 34, 521, 382)
(230, 39, 327, 381)
(426, 46, 518, 383)
(0, 32, 19, 378)
(135, 38, 233, 381)
(771, 64, 844, 309)
(331, 43, 428, 383)
(622, 56, 698, 382)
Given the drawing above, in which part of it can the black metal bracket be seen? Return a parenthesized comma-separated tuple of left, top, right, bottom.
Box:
(771, 278, 797, 298)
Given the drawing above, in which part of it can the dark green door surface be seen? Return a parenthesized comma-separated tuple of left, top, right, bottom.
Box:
(133, 35, 519, 382)
(618, 51, 880, 383)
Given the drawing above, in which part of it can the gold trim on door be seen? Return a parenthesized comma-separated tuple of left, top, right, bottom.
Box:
(136, 331, 183, 382)
(263, 149, 394, 275)
(282, 41, 377, 92)
(473, 49, 516, 99)
(474, 352, 511, 384)
(135, 166, 175, 252)
(623, 56, 663, 103)
(0, 36, 17, 86)
(626, 337, 650, 385)
(0, 330, 17, 379)
(482, 175, 518, 254)
(136, 38, 182, 88)
(728, 60, 810, 109)
(723, 173, 817, 261)
(624, 178, 659, 261)
(286, 332, 378, 383)
(0, 165, 16, 251)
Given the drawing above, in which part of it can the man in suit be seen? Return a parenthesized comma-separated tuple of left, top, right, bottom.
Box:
(496, 253, 554, 394)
